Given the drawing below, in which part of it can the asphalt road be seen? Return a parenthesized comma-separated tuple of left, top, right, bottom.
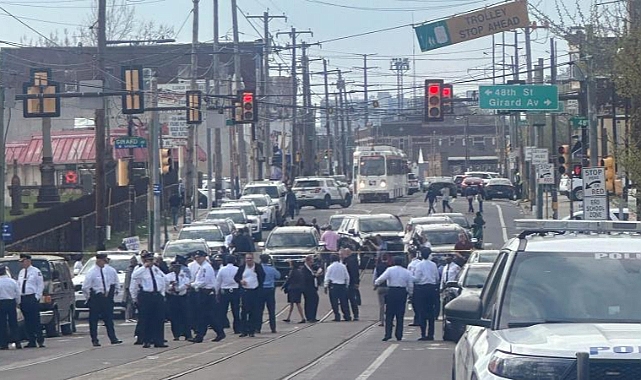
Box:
(0, 192, 526, 380)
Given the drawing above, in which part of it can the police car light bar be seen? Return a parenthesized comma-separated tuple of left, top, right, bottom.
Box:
(514, 219, 641, 233)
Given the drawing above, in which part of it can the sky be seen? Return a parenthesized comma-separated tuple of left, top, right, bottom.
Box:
(0, 0, 613, 104)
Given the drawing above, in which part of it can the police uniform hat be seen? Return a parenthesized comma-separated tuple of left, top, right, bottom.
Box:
(170, 260, 181, 267)
(141, 252, 154, 261)
(213, 254, 224, 261)
(193, 250, 208, 258)
(18, 253, 32, 261)
(95, 253, 108, 260)
(175, 254, 188, 265)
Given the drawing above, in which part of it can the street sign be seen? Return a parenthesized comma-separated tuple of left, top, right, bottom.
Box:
(153, 184, 162, 196)
(571, 116, 589, 129)
(122, 236, 140, 251)
(114, 136, 147, 149)
(479, 85, 559, 111)
(525, 146, 535, 161)
(2, 223, 12, 242)
(537, 164, 554, 185)
(166, 114, 189, 138)
(582, 167, 606, 198)
(531, 148, 549, 165)
(162, 138, 188, 148)
(414, 1, 529, 52)
(583, 197, 609, 220)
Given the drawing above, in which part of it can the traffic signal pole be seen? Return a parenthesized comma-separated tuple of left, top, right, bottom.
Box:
(550, 38, 559, 219)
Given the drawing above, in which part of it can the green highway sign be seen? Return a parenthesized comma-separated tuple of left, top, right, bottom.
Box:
(571, 116, 588, 129)
(114, 136, 147, 149)
(479, 85, 559, 111)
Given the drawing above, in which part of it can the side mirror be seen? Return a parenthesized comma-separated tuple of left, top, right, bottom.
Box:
(446, 280, 460, 288)
(257, 242, 265, 249)
(444, 294, 489, 327)
(348, 228, 356, 235)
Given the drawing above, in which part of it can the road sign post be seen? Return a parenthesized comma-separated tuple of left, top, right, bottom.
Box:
(537, 164, 554, 185)
(582, 167, 608, 220)
(479, 85, 559, 111)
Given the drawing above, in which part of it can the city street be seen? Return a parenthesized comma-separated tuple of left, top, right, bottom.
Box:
(0, 193, 527, 380)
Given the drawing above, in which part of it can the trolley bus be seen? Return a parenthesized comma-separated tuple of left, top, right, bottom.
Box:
(353, 145, 408, 203)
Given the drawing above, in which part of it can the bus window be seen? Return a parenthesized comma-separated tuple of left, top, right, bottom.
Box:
(360, 156, 385, 176)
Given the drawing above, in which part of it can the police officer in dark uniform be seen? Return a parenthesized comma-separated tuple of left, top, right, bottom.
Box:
(130, 252, 168, 348)
(413, 249, 440, 341)
(17, 254, 45, 348)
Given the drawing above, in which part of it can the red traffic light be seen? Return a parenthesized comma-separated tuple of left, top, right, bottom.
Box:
(243, 93, 253, 103)
(442, 86, 451, 97)
(428, 85, 440, 95)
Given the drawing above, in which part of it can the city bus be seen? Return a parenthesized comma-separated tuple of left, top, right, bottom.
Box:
(353, 145, 408, 203)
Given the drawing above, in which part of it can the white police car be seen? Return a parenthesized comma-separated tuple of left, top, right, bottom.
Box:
(447, 219, 641, 380)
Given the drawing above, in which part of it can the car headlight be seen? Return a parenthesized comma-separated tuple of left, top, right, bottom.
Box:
(488, 351, 575, 380)
(359, 181, 366, 189)
(380, 180, 387, 188)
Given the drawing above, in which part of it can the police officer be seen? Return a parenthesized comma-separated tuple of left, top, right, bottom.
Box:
(17, 254, 45, 348)
(82, 253, 122, 347)
(413, 249, 440, 341)
(375, 256, 414, 342)
(166, 259, 191, 341)
(0, 265, 21, 350)
(259, 254, 281, 333)
(406, 250, 421, 326)
(190, 250, 225, 343)
(341, 248, 360, 321)
(130, 252, 168, 348)
(215, 255, 241, 334)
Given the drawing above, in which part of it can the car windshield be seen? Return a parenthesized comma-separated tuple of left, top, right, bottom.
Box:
(476, 252, 499, 263)
(329, 216, 346, 231)
(80, 258, 131, 275)
(500, 252, 641, 327)
(243, 197, 268, 207)
(294, 180, 321, 188)
(266, 233, 317, 248)
(178, 228, 224, 242)
(244, 186, 279, 199)
(490, 179, 512, 186)
(207, 211, 245, 223)
(447, 215, 470, 229)
(421, 230, 461, 245)
(360, 217, 403, 233)
(224, 204, 258, 216)
(163, 241, 208, 258)
(360, 156, 386, 176)
(2, 259, 51, 281)
(462, 266, 492, 288)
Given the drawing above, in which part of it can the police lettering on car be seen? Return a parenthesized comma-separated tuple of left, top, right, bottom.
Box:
(594, 252, 641, 260)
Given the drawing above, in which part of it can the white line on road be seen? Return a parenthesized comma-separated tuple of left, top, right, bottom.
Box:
(496, 204, 509, 243)
(355, 344, 399, 380)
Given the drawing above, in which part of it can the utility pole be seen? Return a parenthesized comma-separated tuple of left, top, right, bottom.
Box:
(354, 54, 377, 145)
(0, 88, 5, 257)
(322, 59, 339, 176)
(148, 74, 160, 251)
(300, 42, 317, 176)
(95, 0, 107, 251)
(337, 70, 347, 175)
(127, 116, 136, 235)
(550, 38, 559, 219)
(390, 58, 410, 118)
(212, 0, 222, 206)
(185, 0, 200, 222)
(231, 0, 247, 187)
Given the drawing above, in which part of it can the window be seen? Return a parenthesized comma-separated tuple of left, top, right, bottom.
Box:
(449, 137, 456, 146)
(473, 137, 485, 146)
(360, 156, 386, 176)
(481, 252, 508, 320)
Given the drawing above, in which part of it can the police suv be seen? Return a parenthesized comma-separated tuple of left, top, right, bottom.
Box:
(447, 219, 641, 380)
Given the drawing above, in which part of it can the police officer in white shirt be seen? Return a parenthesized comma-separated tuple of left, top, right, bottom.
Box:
(166, 259, 192, 341)
(215, 255, 241, 334)
(190, 250, 225, 343)
(17, 254, 44, 348)
(406, 251, 421, 326)
(130, 252, 168, 348)
(82, 253, 122, 347)
(413, 249, 440, 341)
(375, 256, 414, 342)
(440, 255, 461, 291)
(323, 254, 351, 322)
(0, 265, 21, 350)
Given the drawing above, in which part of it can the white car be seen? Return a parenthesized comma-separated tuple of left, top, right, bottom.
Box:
(221, 201, 263, 241)
(292, 177, 352, 209)
(162, 239, 211, 263)
(73, 252, 137, 318)
(240, 194, 277, 229)
(448, 219, 641, 380)
(206, 208, 253, 239)
(177, 225, 227, 254)
(242, 181, 288, 220)
(559, 175, 584, 201)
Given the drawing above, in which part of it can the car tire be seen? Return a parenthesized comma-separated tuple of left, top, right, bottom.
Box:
(442, 320, 453, 342)
(571, 187, 584, 201)
(61, 307, 74, 336)
(45, 308, 61, 338)
(341, 194, 352, 208)
(321, 195, 331, 209)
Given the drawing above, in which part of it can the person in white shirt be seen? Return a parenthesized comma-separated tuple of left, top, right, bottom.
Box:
(0, 265, 21, 350)
(234, 253, 265, 337)
(73, 259, 84, 276)
(17, 254, 44, 348)
(214, 255, 241, 334)
(440, 186, 453, 212)
(130, 252, 167, 348)
(413, 249, 440, 341)
(406, 251, 422, 326)
(440, 255, 461, 291)
(190, 250, 225, 343)
(82, 253, 122, 347)
(324, 254, 351, 322)
(375, 256, 414, 342)
(166, 260, 192, 341)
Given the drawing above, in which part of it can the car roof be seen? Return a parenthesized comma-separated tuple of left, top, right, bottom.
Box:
(271, 226, 317, 234)
(241, 194, 270, 199)
(350, 213, 398, 220)
(209, 208, 244, 213)
(517, 234, 641, 253)
(166, 238, 207, 244)
(0, 254, 67, 261)
(181, 224, 222, 231)
(409, 216, 451, 223)
(294, 177, 327, 181)
(330, 214, 353, 219)
(416, 223, 463, 231)
(432, 212, 466, 218)
(222, 201, 254, 206)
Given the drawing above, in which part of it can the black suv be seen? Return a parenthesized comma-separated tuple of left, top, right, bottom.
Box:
(337, 213, 405, 268)
(0, 254, 76, 337)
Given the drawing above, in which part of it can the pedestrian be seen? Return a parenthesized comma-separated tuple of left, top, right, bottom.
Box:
(166, 260, 191, 341)
(82, 253, 122, 347)
(130, 252, 168, 348)
(234, 253, 265, 337)
(154, 254, 170, 274)
(189, 250, 225, 343)
(17, 254, 45, 348)
(302, 255, 322, 323)
(341, 248, 360, 321)
(406, 250, 421, 327)
(440, 255, 461, 292)
(413, 248, 440, 341)
(375, 256, 414, 342)
(372, 254, 390, 327)
(454, 232, 474, 257)
(310, 218, 320, 233)
(440, 186, 453, 213)
(258, 254, 281, 333)
(123, 256, 139, 322)
(169, 191, 182, 231)
(285, 186, 297, 221)
(424, 186, 437, 214)
(472, 212, 485, 249)
(214, 254, 241, 334)
(465, 185, 476, 214)
(296, 217, 307, 226)
(324, 254, 351, 322)
(73, 256, 84, 276)
(282, 260, 306, 323)
(0, 265, 21, 350)
(231, 227, 255, 256)
(477, 185, 486, 213)
(320, 224, 339, 252)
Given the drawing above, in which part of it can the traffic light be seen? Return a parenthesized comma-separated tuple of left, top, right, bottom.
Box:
(160, 149, 172, 174)
(557, 145, 570, 175)
(121, 66, 144, 114)
(601, 156, 615, 193)
(117, 159, 129, 186)
(323, 149, 328, 158)
(442, 84, 453, 114)
(186, 90, 202, 124)
(425, 79, 444, 122)
(240, 90, 257, 123)
(572, 164, 583, 178)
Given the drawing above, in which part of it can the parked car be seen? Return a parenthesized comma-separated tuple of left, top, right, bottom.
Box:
(442, 262, 493, 341)
(337, 214, 405, 268)
(242, 181, 288, 221)
(460, 177, 484, 193)
(221, 201, 263, 240)
(453, 175, 466, 194)
(406, 223, 471, 265)
(431, 212, 472, 232)
(162, 239, 210, 262)
(484, 178, 515, 200)
(292, 177, 352, 209)
(464, 171, 496, 186)
(403, 216, 454, 244)
(206, 208, 253, 240)
(192, 218, 235, 243)
(240, 194, 277, 229)
(258, 226, 323, 280)
(467, 249, 500, 263)
(177, 224, 227, 254)
(328, 214, 354, 232)
(0, 254, 76, 338)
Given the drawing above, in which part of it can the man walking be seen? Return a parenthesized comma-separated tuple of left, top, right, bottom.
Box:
(258, 254, 281, 333)
(130, 252, 168, 348)
(413, 249, 440, 341)
(302, 255, 322, 323)
(234, 253, 265, 337)
(215, 255, 241, 334)
(424, 186, 437, 214)
(375, 256, 414, 342)
(166, 260, 191, 341)
(406, 250, 421, 327)
(0, 265, 21, 350)
(324, 254, 351, 322)
(82, 253, 122, 347)
(169, 191, 182, 231)
(341, 248, 360, 321)
(17, 254, 44, 348)
(190, 250, 225, 343)
(440, 186, 453, 212)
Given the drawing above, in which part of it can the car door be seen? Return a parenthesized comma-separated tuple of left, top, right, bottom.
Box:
(55, 261, 74, 322)
(326, 180, 340, 200)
